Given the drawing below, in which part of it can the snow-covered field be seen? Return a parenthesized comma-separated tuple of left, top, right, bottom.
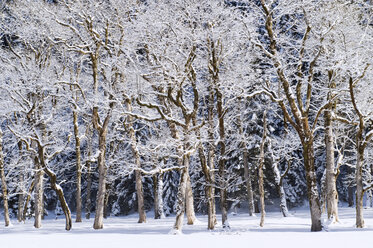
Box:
(1, 207, 373, 248)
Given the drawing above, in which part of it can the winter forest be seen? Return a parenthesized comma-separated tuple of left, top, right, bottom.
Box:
(1, 0, 373, 242)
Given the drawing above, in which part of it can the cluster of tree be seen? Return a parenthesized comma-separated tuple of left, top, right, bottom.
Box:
(0, 0, 373, 233)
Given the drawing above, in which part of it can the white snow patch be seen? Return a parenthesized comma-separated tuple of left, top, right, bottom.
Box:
(1, 207, 373, 248)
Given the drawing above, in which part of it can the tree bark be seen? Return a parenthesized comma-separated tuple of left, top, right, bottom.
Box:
(126, 100, 146, 223)
(17, 141, 24, 223)
(85, 124, 93, 220)
(23, 179, 35, 221)
(258, 112, 267, 227)
(103, 184, 110, 219)
(34, 158, 44, 229)
(196, 135, 216, 229)
(216, 88, 229, 229)
(73, 110, 82, 223)
(324, 103, 339, 222)
(0, 130, 10, 227)
(356, 150, 364, 228)
(135, 169, 146, 223)
(238, 98, 255, 216)
(348, 184, 354, 207)
(93, 128, 108, 229)
(303, 142, 322, 231)
(186, 173, 196, 225)
(153, 173, 165, 219)
(36, 143, 72, 230)
(172, 156, 190, 233)
(272, 159, 290, 217)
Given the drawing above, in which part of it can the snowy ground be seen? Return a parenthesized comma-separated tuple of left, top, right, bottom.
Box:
(1, 206, 373, 248)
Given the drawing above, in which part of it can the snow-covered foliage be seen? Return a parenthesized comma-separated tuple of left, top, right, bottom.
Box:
(0, 0, 373, 232)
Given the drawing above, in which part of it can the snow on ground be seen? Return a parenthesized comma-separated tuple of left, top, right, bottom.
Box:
(1, 207, 373, 248)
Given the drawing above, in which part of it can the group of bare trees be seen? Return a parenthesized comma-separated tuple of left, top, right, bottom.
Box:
(0, 0, 373, 233)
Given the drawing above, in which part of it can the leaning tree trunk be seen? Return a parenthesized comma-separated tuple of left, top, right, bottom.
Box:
(44, 167, 72, 230)
(73, 111, 82, 223)
(324, 108, 339, 222)
(37, 144, 72, 230)
(356, 150, 365, 228)
(23, 179, 35, 221)
(0, 130, 10, 227)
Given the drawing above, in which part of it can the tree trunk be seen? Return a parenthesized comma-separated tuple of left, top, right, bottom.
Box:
(103, 184, 110, 219)
(44, 168, 72, 231)
(196, 138, 216, 230)
(135, 169, 146, 223)
(237, 98, 255, 217)
(186, 173, 196, 225)
(34, 159, 44, 229)
(73, 111, 82, 223)
(303, 142, 323, 231)
(172, 157, 190, 233)
(216, 89, 229, 229)
(93, 131, 107, 229)
(366, 164, 373, 208)
(356, 150, 364, 228)
(277, 181, 289, 217)
(126, 100, 146, 223)
(23, 179, 35, 221)
(0, 130, 10, 227)
(243, 149, 255, 216)
(17, 177, 25, 222)
(17, 141, 24, 223)
(348, 184, 354, 207)
(85, 124, 93, 220)
(258, 112, 266, 227)
(153, 173, 165, 219)
(324, 108, 339, 222)
(36, 143, 72, 231)
(272, 161, 289, 217)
